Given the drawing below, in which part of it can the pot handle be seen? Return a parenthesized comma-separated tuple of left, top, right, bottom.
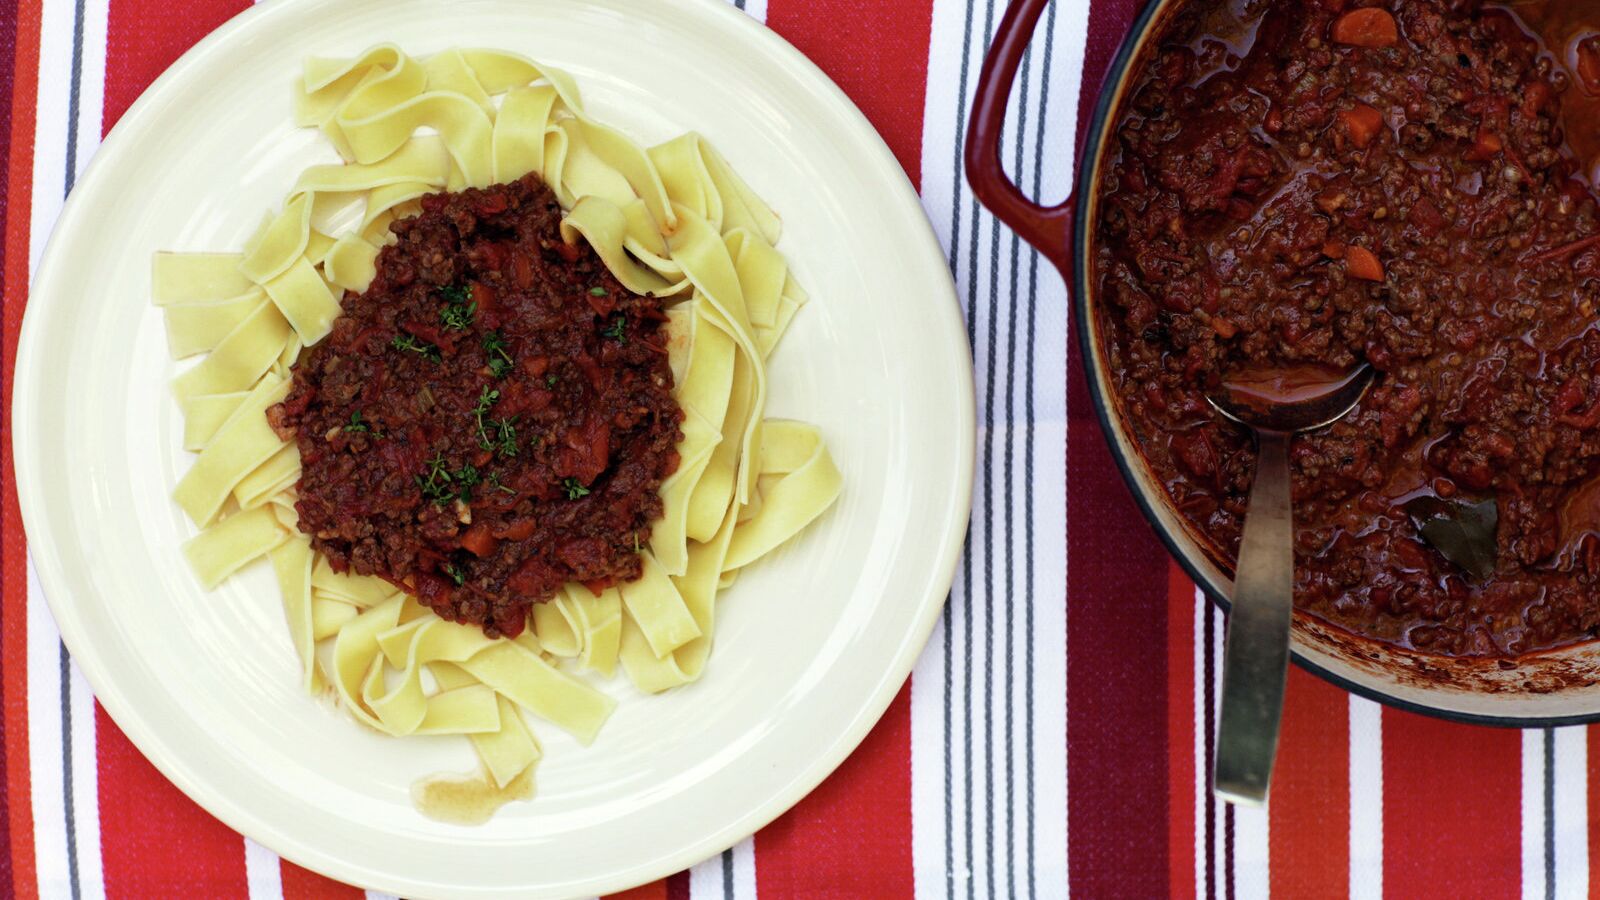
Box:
(965, 0, 1075, 275)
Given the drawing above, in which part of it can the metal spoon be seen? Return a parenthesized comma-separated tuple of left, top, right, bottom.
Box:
(1208, 363, 1375, 807)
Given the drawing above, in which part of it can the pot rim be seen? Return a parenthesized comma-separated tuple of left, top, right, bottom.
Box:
(1067, 0, 1600, 728)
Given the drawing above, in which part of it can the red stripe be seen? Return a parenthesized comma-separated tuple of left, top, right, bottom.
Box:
(755, 687, 914, 896)
(1074, 0, 1141, 147)
(605, 879, 667, 900)
(1063, 236, 1170, 892)
(1588, 724, 1600, 899)
(1165, 565, 1195, 900)
(749, 1, 930, 894)
(1067, 3, 1189, 893)
(1, 0, 44, 893)
(103, 0, 248, 135)
(764, 0, 934, 188)
(1269, 667, 1350, 897)
(94, 707, 248, 897)
(278, 860, 362, 900)
(94, 1, 254, 895)
(1382, 708, 1521, 898)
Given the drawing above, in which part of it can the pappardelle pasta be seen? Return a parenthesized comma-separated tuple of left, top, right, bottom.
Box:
(154, 45, 841, 821)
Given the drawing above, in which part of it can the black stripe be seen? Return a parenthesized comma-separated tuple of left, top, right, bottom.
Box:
(61, 0, 89, 895)
(1545, 727, 1555, 900)
(945, 0, 984, 891)
(1203, 600, 1216, 900)
(944, 0, 980, 887)
(733, 0, 747, 10)
(970, 4, 1000, 896)
(998, 32, 1033, 900)
(942, 581, 956, 898)
(1022, 4, 1059, 898)
(721, 848, 734, 900)
(1224, 804, 1236, 900)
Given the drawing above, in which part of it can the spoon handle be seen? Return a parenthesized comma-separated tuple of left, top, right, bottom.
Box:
(1214, 430, 1294, 807)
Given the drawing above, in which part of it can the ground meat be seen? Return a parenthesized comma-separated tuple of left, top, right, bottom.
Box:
(1096, 0, 1600, 656)
(274, 173, 682, 638)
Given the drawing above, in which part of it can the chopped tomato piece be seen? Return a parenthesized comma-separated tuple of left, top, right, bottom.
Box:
(554, 241, 581, 263)
(460, 523, 499, 558)
(1332, 8, 1398, 48)
(1578, 36, 1600, 95)
(1465, 127, 1503, 162)
(510, 250, 533, 289)
(1339, 103, 1384, 149)
(1345, 245, 1385, 281)
(1322, 240, 1347, 259)
(499, 519, 537, 541)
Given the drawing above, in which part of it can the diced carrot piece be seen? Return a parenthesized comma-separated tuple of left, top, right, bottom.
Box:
(1345, 245, 1385, 281)
(1322, 241, 1347, 259)
(1339, 103, 1384, 149)
(1465, 127, 1503, 161)
(459, 523, 499, 558)
(1211, 317, 1238, 339)
(1332, 8, 1398, 48)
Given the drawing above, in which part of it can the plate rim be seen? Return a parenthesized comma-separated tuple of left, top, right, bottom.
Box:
(10, 0, 974, 895)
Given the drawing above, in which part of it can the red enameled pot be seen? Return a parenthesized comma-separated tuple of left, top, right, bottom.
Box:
(966, 0, 1600, 725)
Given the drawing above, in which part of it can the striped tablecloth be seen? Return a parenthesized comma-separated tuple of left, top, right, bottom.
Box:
(0, 0, 1589, 896)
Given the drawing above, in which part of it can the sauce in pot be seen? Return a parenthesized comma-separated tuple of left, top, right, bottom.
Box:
(1095, 0, 1600, 657)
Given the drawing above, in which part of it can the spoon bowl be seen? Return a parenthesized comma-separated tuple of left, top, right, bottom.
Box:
(1209, 363, 1378, 434)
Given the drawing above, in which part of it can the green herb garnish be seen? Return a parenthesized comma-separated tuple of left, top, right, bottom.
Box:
(440, 300, 476, 331)
(486, 471, 517, 495)
(343, 410, 369, 433)
(390, 334, 441, 362)
(601, 316, 627, 343)
(490, 416, 519, 459)
(589, 286, 609, 297)
(443, 563, 467, 586)
(545, 373, 558, 388)
(416, 452, 456, 504)
(440, 283, 472, 305)
(453, 463, 480, 501)
(482, 331, 514, 378)
(563, 477, 591, 500)
(474, 386, 501, 450)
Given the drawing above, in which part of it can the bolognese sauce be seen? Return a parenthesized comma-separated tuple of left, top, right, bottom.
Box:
(1096, 0, 1600, 656)
(271, 173, 682, 638)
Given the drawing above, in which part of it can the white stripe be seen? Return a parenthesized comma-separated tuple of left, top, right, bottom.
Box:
(688, 838, 757, 899)
(365, 891, 403, 900)
(729, 837, 757, 898)
(1348, 697, 1383, 900)
(26, 557, 71, 900)
(739, 0, 768, 24)
(244, 838, 285, 899)
(1233, 801, 1269, 899)
(909, 0, 1084, 894)
(1524, 730, 1549, 900)
(1553, 726, 1588, 899)
(28, 0, 113, 894)
(910, 0, 980, 893)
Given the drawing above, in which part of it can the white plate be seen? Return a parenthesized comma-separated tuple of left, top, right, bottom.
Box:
(10, 1, 972, 897)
